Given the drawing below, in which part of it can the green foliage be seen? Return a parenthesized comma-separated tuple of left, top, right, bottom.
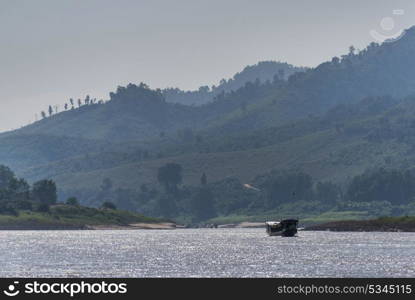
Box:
(210, 178, 254, 215)
(32, 179, 57, 205)
(155, 194, 177, 218)
(162, 61, 305, 106)
(255, 171, 313, 209)
(157, 163, 182, 192)
(3, 29, 415, 225)
(346, 168, 415, 204)
(65, 197, 79, 206)
(189, 187, 215, 221)
(0, 205, 164, 228)
(0, 165, 166, 229)
(101, 201, 117, 210)
(35, 203, 50, 213)
(0, 166, 31, 214)
(0, 165, 15, 189)
(315, 181, 342, 205)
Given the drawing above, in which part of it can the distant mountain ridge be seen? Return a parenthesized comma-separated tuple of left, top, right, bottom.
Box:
(9, 25, 415, 145)
(161, 61, 306, 106)
(2, 26, 415, 216)
(207, 26, 415, 132)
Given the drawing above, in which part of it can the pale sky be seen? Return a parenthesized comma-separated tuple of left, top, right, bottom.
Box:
(1, 0, 415, 132)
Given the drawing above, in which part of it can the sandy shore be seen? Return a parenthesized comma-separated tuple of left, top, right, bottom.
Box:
(0, 222, 265, 230)
(217, 222, 264, 228)
(86, 222, 179, 230)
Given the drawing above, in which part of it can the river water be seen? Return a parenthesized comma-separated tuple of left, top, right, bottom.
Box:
(1, 229, 414, 277)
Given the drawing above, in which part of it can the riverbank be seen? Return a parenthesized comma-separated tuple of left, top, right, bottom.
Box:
(0, 222, 179, 230)
(86, 222, 179, 230)
(305, 216, 415, 232)
(216, 222, 264, 228)
(0, 204, 171, 230)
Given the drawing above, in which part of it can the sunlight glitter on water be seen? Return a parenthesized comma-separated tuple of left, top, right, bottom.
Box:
(1, 229, 415, 277)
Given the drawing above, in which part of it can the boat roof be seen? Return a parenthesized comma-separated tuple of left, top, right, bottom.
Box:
(265, 221, 280, 225)
(266, 219, 298, 225)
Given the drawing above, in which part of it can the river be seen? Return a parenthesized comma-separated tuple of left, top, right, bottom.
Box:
(1, 229, 414, 277)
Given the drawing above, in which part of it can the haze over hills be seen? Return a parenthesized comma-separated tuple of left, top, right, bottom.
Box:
(162, 61, 306, 106)
(2, 26, 415, 222)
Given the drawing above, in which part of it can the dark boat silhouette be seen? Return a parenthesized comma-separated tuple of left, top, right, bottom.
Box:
(265, 219, 298, 237)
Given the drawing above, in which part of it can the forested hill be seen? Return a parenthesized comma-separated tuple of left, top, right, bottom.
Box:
(209, 26, 415, 132)
(5, 26, 415, 144)
(1, 83, 198, 142)
(2, 27, 415, 223)
(161, 61, 306, 106)
(0, 62, 302, 142)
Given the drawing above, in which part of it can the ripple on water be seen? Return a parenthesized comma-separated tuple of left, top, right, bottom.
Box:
(0, 229, 415, 277)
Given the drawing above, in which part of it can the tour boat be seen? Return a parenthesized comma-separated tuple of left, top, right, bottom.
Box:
(265, 219, 298, 237)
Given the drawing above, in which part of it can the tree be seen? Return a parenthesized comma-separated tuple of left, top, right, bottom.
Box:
(0, 166, 30, 212)
(7, 177, 30, 202)
(41, 111, 47, 119)
(32, 179, 57, 205)
(48, 105, 53, 116)
(349, 45, 356, 56)
(262, 171, 313, 209)
(66, 197, 79, 206)
(155, 194, 177, 217)
(346, 169, 414, 205)
(77, 99, 82, 108)
(190, 187, 215, 221)
(36, 203, 50, 213)
(0, 165, 15, 190)
(102, 201, 116, 210)
(64, 103, 68, 110)
(157, 163, 182, 192)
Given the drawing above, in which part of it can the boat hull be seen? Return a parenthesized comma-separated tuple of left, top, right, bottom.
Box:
(265, 219, 299, 237)
(267, 229, 297, 237)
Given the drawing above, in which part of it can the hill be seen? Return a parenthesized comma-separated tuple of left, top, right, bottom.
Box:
(23, 94, 415, 192)
(162, 61, 306, 106)
(5, 27, 415, 147)
(5, 84, 198, 142)
(205, 27, 415, 132)
(0, 164, 166, 229)
(2, 27, 415, 222)
(0, 134, 115, 173)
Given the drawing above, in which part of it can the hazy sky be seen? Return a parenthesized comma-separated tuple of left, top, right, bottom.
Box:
(1, 0, 415, 132)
